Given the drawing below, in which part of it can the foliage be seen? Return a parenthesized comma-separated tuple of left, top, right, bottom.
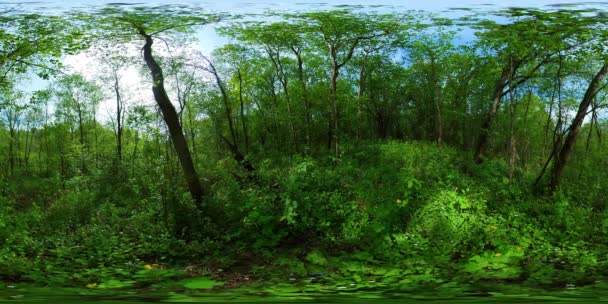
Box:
(2, 2, 608, 296)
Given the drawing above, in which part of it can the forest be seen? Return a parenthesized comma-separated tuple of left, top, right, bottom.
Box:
(2, 1, 608, 300)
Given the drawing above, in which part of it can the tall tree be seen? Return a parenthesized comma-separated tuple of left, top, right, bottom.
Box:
(53, 74, 102, 173)
(470, 8, 589, 163)
(549, 63, 608, 192)
(93, 50, 131, 163)
(406, 30, 455, 144)
(92, 8, 222, 207)
(296, 10, 399, 158)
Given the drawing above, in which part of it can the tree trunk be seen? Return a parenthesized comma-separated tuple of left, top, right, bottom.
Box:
(8, 127, 14, 175)
(237, 69, 249, 152)
(74, 100, 87, 173)
(267, 74, 280, 139)
(356, 61, 365, 142)
(585, 108, 598, 155)
(507, 63, 517, 185)
(292, 50, 312, 153)
(283, 85, 297, 153)
(549, 63, 608, 192)
(76, 102, 85, 146)
(329, 64, 339, 158)
(430, 54, 443, 145)
(93, 110, 99, 169)
(114, 70, 123, 162)
(474, 67, 509, 163)
(23, 126, 31, 172)
(205, 57, 240, 156)
(139, 29, 205, 208)
(188, 110, 197, 162)
(268, 48, 297, 153)
(543, 89, 555, 159)
(132, 130, 139, 176)
(44, 107, 51, 176)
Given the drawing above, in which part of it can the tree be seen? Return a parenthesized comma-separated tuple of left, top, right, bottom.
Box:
(470, 8, 591, 163)
(295, 10, 400, 158)
(0, 12, 86, 86)
(90, 7, 222, 208)
(219, 21, 311, 153)
(548, 64, 608, 192)
(95, 52, 130, 163)
(53, 74, 102, 173)
(213, 44, 255, 153)
(198, 53, 247, 165)
(406, 30, 455, 144)
(0, 88, 25, 175)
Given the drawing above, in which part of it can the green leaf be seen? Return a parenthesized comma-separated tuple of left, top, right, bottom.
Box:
(98, 279, 135, 289)
(181, 277, 224, 289)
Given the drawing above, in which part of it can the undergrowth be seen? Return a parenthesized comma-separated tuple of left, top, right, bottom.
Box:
(1, 141, 606, 289)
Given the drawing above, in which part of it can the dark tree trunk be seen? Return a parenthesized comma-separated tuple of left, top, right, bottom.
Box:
(237, 69, 249, 152)
(292, 49, 312, 153)
(76, 103, 85, 146)
(329, 64, 339, 158)
(585, 108, 598, 155)
(24, 127, 33, 173)
(267, 48, 297, 153)
(549, 63, 608, 192)
(114, 71, 123, 162)
(205, 57, 240, 154)
(74, 100, 87, 173)
(474, 67, 510, 163)
(139, 29, 205, 208)
(205, 58, 252, 170)
(188, 111, 197, 162)
(507, 61, 517, 185)
(430, 54, 443, 145)
(8, 127, 14, 175)
(356, 61, 365, 142)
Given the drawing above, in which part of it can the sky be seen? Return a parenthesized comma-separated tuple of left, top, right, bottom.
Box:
(3, 0, 607, 122)
(3, 0, 605, 13)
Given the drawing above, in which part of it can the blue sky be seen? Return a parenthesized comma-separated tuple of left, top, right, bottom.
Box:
(2, 0, 603, 13)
